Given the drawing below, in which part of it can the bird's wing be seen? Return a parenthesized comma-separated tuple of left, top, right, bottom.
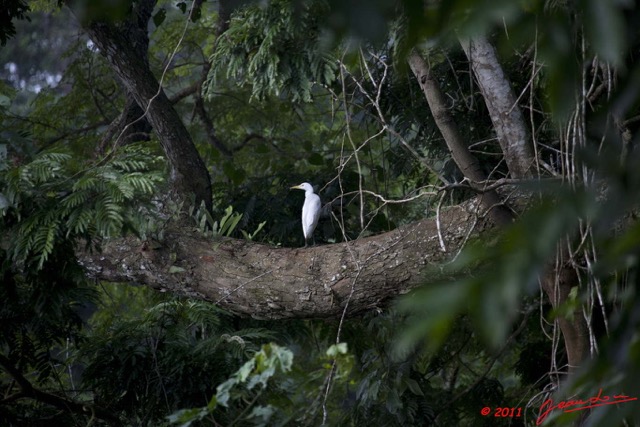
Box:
(309, 195, 321, 224)
(302, 194, 322, 237)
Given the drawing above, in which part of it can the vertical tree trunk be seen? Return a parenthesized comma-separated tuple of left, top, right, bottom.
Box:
(410, 45, 590, 374)
(407, 50, 514, 227)
(459, 35, 535, 179)
(459, 36, 590, 373)
(97, 94, 151, 154)
(541, 263, 590, 371)
(69, 0, 212, 210)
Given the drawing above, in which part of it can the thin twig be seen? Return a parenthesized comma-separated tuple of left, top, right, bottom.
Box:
(436, 190, 448, 252)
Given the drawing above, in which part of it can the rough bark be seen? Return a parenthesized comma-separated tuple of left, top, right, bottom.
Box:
(409, 46, 589, 373)
(68, 0, 213, 210)
(407, 50, 514, 227)
(458, 37, 590, 371)
(541, 255, 591, 372)
(459, 35, 535, 179)
(97, 93, 152, 154)
(77, 198, 492, 319)
(216, 0, 233, 35)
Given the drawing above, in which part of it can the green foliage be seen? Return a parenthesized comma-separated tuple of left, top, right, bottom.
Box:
(205, 0, 337, 102)
(188, 202, 267, 241)
(1, 143, 164, 269)
(0, 0, 29, 46)
(79, 284, 278, 426)
(29, 43, 120, 149)
(168, 343, 293, 427)
(0, 261, 94, 425)
(277, 311, 534, 427)
(192, 204, 242, 237)
(414, 0, 631, 120)
(0, 140, 166, 424)
(397, 186, 596, 352)
(2, 0, 640, 425)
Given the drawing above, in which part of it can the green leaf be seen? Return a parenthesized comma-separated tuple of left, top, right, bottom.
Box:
(166, 407, 209, 427)
(248, 405, 274, 423)
(219, 207, 242, 237)
(0, 94, 10, 108)
(222, 162, 246, 185)
(237, 358, 256, 382)
(215, 378, 236, 407)
(153, 8, 166, 27)
(395, 279, 475, 356)
(255, 143, 269, 154)
(386, 388, 402, 414)
(405, 378, 424, 396)
(582, 0, 625, 65)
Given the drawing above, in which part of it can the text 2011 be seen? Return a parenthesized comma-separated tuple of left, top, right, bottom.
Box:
(494, 407, 522, 417)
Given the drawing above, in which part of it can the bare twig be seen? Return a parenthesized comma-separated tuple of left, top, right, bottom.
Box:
(436, 190, 447, 252)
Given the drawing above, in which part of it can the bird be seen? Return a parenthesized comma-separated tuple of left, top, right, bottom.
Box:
(290, 182, 321, 247)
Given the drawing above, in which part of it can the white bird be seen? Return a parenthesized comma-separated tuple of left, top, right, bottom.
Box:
(290, 182, 321, 247)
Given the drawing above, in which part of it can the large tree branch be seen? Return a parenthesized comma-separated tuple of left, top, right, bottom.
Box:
(540, 251, 590, 372)
(77, 198, 493, 319)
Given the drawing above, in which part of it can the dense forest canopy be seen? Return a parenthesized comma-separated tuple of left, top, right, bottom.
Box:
(1, 0, 640, 426)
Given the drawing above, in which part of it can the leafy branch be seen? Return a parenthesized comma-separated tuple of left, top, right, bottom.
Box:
(1, 143, 165, 269)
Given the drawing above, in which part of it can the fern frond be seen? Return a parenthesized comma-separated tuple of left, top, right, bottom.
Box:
(2, 144, 165, 269)
(73, 175, 100, 191)
(36, 220, 59, 269)
(61, 189, 90, 209)
(66, 208, 93, 236)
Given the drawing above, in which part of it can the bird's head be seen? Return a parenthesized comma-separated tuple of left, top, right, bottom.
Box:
(290, 182, 314, 193)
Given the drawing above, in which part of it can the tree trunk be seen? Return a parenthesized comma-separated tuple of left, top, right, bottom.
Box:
(541, 256, 590, 372)
(97, 94, 151, 154)
(407, 50, 514, 227)
(458, 37, 590, 371)
(459, 35, 535, 179)
(77, 198, 493, 319)
(68, 0, 213, 210)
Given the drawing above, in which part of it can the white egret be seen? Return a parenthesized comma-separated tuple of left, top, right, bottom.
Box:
(290, 182, 321, 247)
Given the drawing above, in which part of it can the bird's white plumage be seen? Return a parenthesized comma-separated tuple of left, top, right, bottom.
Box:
(291, 182, 321, 246)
